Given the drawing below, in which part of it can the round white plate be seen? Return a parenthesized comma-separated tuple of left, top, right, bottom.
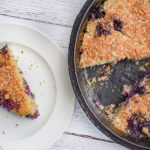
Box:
(0, 23, 75, 150)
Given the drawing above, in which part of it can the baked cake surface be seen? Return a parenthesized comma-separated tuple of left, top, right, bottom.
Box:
(80, 0, 150, 67)
(0, 45, 39, 119)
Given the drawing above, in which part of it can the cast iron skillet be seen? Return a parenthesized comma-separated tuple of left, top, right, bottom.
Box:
(68, 0, 150, 149)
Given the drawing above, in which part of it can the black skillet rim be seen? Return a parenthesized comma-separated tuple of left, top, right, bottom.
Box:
(68, 0, 150, 149)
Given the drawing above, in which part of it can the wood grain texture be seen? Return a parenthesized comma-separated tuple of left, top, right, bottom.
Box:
(49, 134, 128, 150)
(67, 101, 111, 140)
(0, 0, 86, 27)
(0, 0, 130, 150)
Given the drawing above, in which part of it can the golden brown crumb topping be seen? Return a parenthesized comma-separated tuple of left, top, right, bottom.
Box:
(80, 0, 150, 67)
(112, 93, 150, 132)
(0, 46, 38, 117)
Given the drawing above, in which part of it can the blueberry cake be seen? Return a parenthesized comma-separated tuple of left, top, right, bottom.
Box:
(79, 0, 150, 137)
(111, 75, 150, 138)
(0, 45, 39, 119)
(80, 0, 150, 67)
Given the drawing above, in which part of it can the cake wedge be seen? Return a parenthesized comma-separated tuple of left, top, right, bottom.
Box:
(0, 45, 39, 119)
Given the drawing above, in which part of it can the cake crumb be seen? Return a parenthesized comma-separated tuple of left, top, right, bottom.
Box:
(5, 94, 9, 99)
(29, 64, 33, 71)
(2, 131, 5, 135)
(139, 65, 146, 71)
(99, 104, 104, 110)
(123, 85, 132, 93)
(101, 83, 104, 86)
(89, 87, 94, 92)
(87, 80, 92, 87)
(142, 127, 148, 135)
(92, 77, 96, 83)
(135, 61, 139, 65)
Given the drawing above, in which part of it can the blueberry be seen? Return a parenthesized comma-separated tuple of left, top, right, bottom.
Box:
(96, 23, 111, 37)
(113, 19, 123, 32)
(3, 99, 19, 111)
(30, 110, 39, 119)
(96, 23, 104, 37)
(103, 30, 111, 36)
(91, 7, 106, 21)
(127, 114, 150, 138)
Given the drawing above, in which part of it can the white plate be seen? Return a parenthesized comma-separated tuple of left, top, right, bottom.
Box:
(0, 23, 75, 150)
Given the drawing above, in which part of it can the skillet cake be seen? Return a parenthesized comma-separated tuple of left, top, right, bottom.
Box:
(79, 0, 150, 137)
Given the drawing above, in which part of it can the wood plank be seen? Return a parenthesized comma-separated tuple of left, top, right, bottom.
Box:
(49, 133, 128, 150)
(66, 101, 112, 140)
(0, 0, 86, 27)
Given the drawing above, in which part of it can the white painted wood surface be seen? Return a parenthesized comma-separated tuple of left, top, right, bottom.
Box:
(0, 0, 129, 150)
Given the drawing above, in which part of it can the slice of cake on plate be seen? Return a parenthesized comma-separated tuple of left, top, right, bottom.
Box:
(0, 45, 39, 119)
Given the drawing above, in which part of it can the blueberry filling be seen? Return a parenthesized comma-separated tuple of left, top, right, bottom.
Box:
(127, 114, 150, 138)
(0, 90, 38, 119)
(103, 29, 111, 36)
(3, 99, 19, 111)
(113, 19, 123, 32)
(26, 85, 32, 96)
(1, 45, 8, 56)
(96, 23, 111, 37)
(123, 92, 128, 97)
(0, 91, 19, 111)
(93, 99, 100, 108)
(134, 86, 145, 95)
(24, 80, 35, 99)
(26, 110, 39, 119)
(91, 7, 106, 21)
(96, 23, 104, 36)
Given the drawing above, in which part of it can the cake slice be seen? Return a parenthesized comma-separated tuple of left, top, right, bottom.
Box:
(80, 0, 150, 67)
(80, 20, 150, 67)
(0, 45, 39, 119)
(110, 74, 150, 137)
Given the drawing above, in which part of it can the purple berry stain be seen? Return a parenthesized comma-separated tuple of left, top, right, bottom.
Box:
(96, 23, 111, 37)
(127, 114, 150, 138)
(91, 7, 106, 21)
(1, 45, 8, 56)
(3, 99, 19, 111)
(96, 23, 104, 37)
(26, 110, 39, 119)
(113, 19, 123, 32)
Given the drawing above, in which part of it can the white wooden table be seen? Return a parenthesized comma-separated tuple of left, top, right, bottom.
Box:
(0, 1, 129, 150)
